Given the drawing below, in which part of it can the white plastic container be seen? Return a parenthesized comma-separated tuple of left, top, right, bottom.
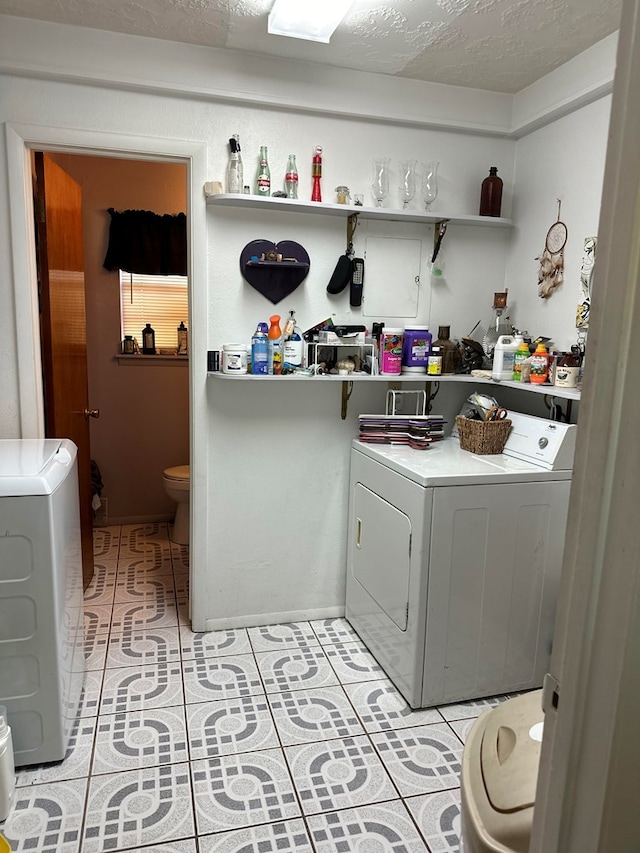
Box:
(221, 344, 248, 374)
(0, 706, 15, 822)
(491, 335, 522, 381)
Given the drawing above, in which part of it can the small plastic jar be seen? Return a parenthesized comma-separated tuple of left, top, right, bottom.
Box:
(222, 344, 248, 374)
(402, 325, 432, 371)
(380, 328, 404, 374)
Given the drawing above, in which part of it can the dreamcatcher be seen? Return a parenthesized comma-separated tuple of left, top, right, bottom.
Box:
(536, 200, 567, 299)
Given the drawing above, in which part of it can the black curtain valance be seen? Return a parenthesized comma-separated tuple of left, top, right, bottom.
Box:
(103, 208, 187, 276)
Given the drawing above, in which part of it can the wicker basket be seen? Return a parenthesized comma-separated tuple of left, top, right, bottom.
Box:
(456, 415, 512, 455)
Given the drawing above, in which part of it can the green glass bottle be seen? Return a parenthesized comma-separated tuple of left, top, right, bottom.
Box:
(255, 146, 271, 196)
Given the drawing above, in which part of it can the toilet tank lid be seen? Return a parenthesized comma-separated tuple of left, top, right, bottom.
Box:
(164, 465, 190, 480)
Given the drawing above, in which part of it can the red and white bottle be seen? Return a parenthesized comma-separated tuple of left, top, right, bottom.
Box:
(311, 146, 322, 202)
(285, 154, 298, 199)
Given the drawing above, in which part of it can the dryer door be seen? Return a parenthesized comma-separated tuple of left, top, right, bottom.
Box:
(351, 484, 412, 630)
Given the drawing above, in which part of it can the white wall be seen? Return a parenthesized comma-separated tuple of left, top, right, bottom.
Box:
(0, 15, 615, 630)
(506, 97, 611, 351)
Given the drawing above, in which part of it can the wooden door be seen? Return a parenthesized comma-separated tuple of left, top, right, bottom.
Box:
(34, 152, 95, 589)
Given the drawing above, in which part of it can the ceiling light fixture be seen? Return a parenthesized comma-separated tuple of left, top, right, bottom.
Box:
(267, 0, 355, 43)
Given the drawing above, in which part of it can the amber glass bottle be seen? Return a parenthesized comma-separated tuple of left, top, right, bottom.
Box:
(434, 325, 460, 374)
(479, 167, 503, 217)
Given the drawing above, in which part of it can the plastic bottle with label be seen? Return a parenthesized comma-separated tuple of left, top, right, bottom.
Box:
(513, 340, 531, 382)
(491, 334, 522, 381)
(282, 310, 303, 371)
(267, 315, 283, 375)
(0, 705, 15, 822)
(251, 322, 269, 375)
(530, 343, 549, 384)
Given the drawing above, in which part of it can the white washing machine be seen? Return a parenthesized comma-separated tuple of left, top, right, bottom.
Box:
(0, 439, 85, 765)
(345, 412, 577, 709)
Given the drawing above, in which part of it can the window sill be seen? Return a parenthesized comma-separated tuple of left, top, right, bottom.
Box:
(116, 354, 189, 366)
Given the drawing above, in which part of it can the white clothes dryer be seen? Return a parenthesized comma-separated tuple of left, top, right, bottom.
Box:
(345, 412, 577, 709)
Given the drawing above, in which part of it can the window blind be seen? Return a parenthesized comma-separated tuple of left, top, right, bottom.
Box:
(120, 272, 188, 350)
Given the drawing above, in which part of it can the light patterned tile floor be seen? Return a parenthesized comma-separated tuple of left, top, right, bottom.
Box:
(0, 523, 518, 852)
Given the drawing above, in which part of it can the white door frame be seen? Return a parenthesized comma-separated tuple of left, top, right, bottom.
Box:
(532, 0, 640, 849)
(4, 121, 210, 631)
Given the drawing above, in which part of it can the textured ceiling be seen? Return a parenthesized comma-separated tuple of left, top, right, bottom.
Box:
(0, 0, 623, 94)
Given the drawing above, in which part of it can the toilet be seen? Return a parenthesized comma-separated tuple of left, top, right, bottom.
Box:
(163, 465, 190, 545)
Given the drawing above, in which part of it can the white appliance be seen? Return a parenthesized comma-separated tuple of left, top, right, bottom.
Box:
(0, 439, 85, 766)
(345, 412, 577, 709)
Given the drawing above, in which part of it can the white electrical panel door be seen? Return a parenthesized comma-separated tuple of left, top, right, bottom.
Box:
(362, 237, 422, 318)
(422, 479, 570, 707)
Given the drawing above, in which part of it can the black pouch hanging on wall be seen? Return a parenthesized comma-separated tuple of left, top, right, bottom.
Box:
(326, 252, 353, 294)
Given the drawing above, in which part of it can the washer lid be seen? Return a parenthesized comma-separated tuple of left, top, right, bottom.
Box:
(480, 691, 545, 813)
(0, 439, 76, 496)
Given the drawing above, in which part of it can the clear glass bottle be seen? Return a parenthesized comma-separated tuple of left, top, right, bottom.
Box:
(479, 167, 503, 217)
(227, 135, 243, 194)
(285, 154, 298, 199)
(482, 291, 511, 358)
(255, 146, 271, 196)
(434, 325, 460, 374)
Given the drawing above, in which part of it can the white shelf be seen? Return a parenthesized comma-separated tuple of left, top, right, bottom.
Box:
(206, 193, 512, 228)
(208, 372, 580, 399)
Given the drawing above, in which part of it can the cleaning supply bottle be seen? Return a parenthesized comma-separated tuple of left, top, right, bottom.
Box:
(282, 310, 303, 371)
(267, 314, 283, 375)
(513, 340, 531, 382)
(491, 334, 522, 381)
(251, 322, 269, 375)
(0, 706, 15, 822)
(530, 343, 549, 384)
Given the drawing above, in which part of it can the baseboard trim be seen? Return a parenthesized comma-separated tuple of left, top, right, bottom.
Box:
(199, 605, 345, 632)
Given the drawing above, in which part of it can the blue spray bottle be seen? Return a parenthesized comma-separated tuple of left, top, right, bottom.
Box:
(251, 322, 269, 375)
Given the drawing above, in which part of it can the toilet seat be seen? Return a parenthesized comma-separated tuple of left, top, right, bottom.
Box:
(164, 465, 189, 481)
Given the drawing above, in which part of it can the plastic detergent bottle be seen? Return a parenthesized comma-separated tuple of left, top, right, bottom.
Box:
(491, 334, 522, 381)
(530, 343, 549, 384)
(282, 310, 303, 371)
(0, 706, 15, 822)
(267, 315, 283, 375)
(513, 340, 531, 382)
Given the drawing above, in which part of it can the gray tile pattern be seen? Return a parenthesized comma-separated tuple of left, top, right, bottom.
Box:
(286, 735, 398, 815)
(405, 789, 463, 852)
(1, 524, 516, 852)
(308, 801, 430, 851)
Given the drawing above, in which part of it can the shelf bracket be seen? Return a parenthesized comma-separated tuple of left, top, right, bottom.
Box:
(347, 213, 359, 253)
(341, 380, 354, 419)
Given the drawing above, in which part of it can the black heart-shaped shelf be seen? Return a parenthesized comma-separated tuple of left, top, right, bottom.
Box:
(240, 239, 310, 304)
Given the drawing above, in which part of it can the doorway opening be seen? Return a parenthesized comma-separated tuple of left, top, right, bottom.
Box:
(32, 150, 190, 585)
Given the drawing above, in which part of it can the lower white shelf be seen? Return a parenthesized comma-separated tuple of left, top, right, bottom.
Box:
(207, 372, 581, 400)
